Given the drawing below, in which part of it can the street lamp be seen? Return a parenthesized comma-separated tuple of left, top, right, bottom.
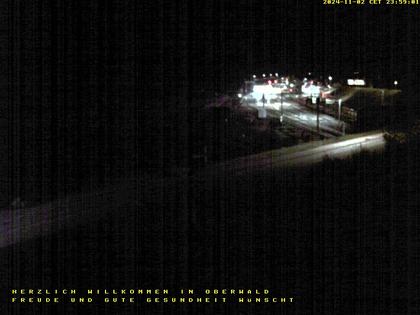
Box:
(280, 91, 284, 123)
(328, 76, 333, 82)
(262, 73, 266, 78)
(394, 80, 398, 87)
(252, 74, 257, 79)
(338, 98, 345, 135)
(313, 93, 320, 132)
(338, 98, 342, 121)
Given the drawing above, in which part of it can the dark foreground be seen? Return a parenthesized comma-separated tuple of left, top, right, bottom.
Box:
(2, 137, 420, 315)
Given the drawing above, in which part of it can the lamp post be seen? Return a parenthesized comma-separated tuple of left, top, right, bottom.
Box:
(316, 95, 320, 132)
(258, 94, 267, 119)
(338, 98, 342, 121)
(381, 89, 385, 106)
(338, 98, 345, 135)
(280, 92, 284, 123)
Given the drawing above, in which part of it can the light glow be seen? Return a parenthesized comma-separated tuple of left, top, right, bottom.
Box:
(347, 79, 365, 86)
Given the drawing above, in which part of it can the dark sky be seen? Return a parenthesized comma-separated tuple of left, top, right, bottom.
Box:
(5, 0, 420, 195)
(7, 0, 420, 102)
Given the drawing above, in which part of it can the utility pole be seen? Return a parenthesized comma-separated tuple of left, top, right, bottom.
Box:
(338, 98, 342, 121)
(381, 89, 385, 106)
(280, 92, 284, 123)
(338, 98, 344, 135)
(316, 95, 320, 132)
(258, 93, 267, 119)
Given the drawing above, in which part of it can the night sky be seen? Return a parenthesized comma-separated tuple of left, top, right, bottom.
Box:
(5, 0, 420, 198)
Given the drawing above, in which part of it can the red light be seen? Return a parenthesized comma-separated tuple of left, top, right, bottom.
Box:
(268, 80, 272, 85)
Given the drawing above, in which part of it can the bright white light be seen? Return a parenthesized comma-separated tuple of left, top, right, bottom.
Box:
(272, 86, 287, 94)
(303, 77, 308, 81)
(290, 83, 295, 87)
(394, 80, 398, 86)
(262, 74, 266, 78)
(269, 73, 272, 77)
(253, 75, 257, 79)
(347, 79, 365, 86)
(301, 82, 321, 96)
(328, 76, 333, 81)
(237, 93, 242, 98)
(253, 84, 273, 95)
(275, 73, 279, 77)
(308, 72, 312, 76)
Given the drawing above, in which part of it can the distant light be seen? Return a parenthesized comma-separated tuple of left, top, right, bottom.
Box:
(308, 72, 312, 76)
(267, 80, 272, 85)
(269, 73, 272, 77)
(253, 75, 257, 79)
(262, 74, 266, 77)
(354, 79, 365, 86)
(237, 93, 242, 98)
(275, 73, 279, 77)
(274, 80, 278, 84)
(347, 79, 365, 86)
(394, 80, 398, 86)
(328, 76, 333, 81)
(290, 83, 295, 87)
(303, 77, 308, 81)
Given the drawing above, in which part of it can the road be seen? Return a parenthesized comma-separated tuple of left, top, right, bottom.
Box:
(208, 130, 386, 175)
(241, 93, 347, 137)
(0, 130, 385, 249)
